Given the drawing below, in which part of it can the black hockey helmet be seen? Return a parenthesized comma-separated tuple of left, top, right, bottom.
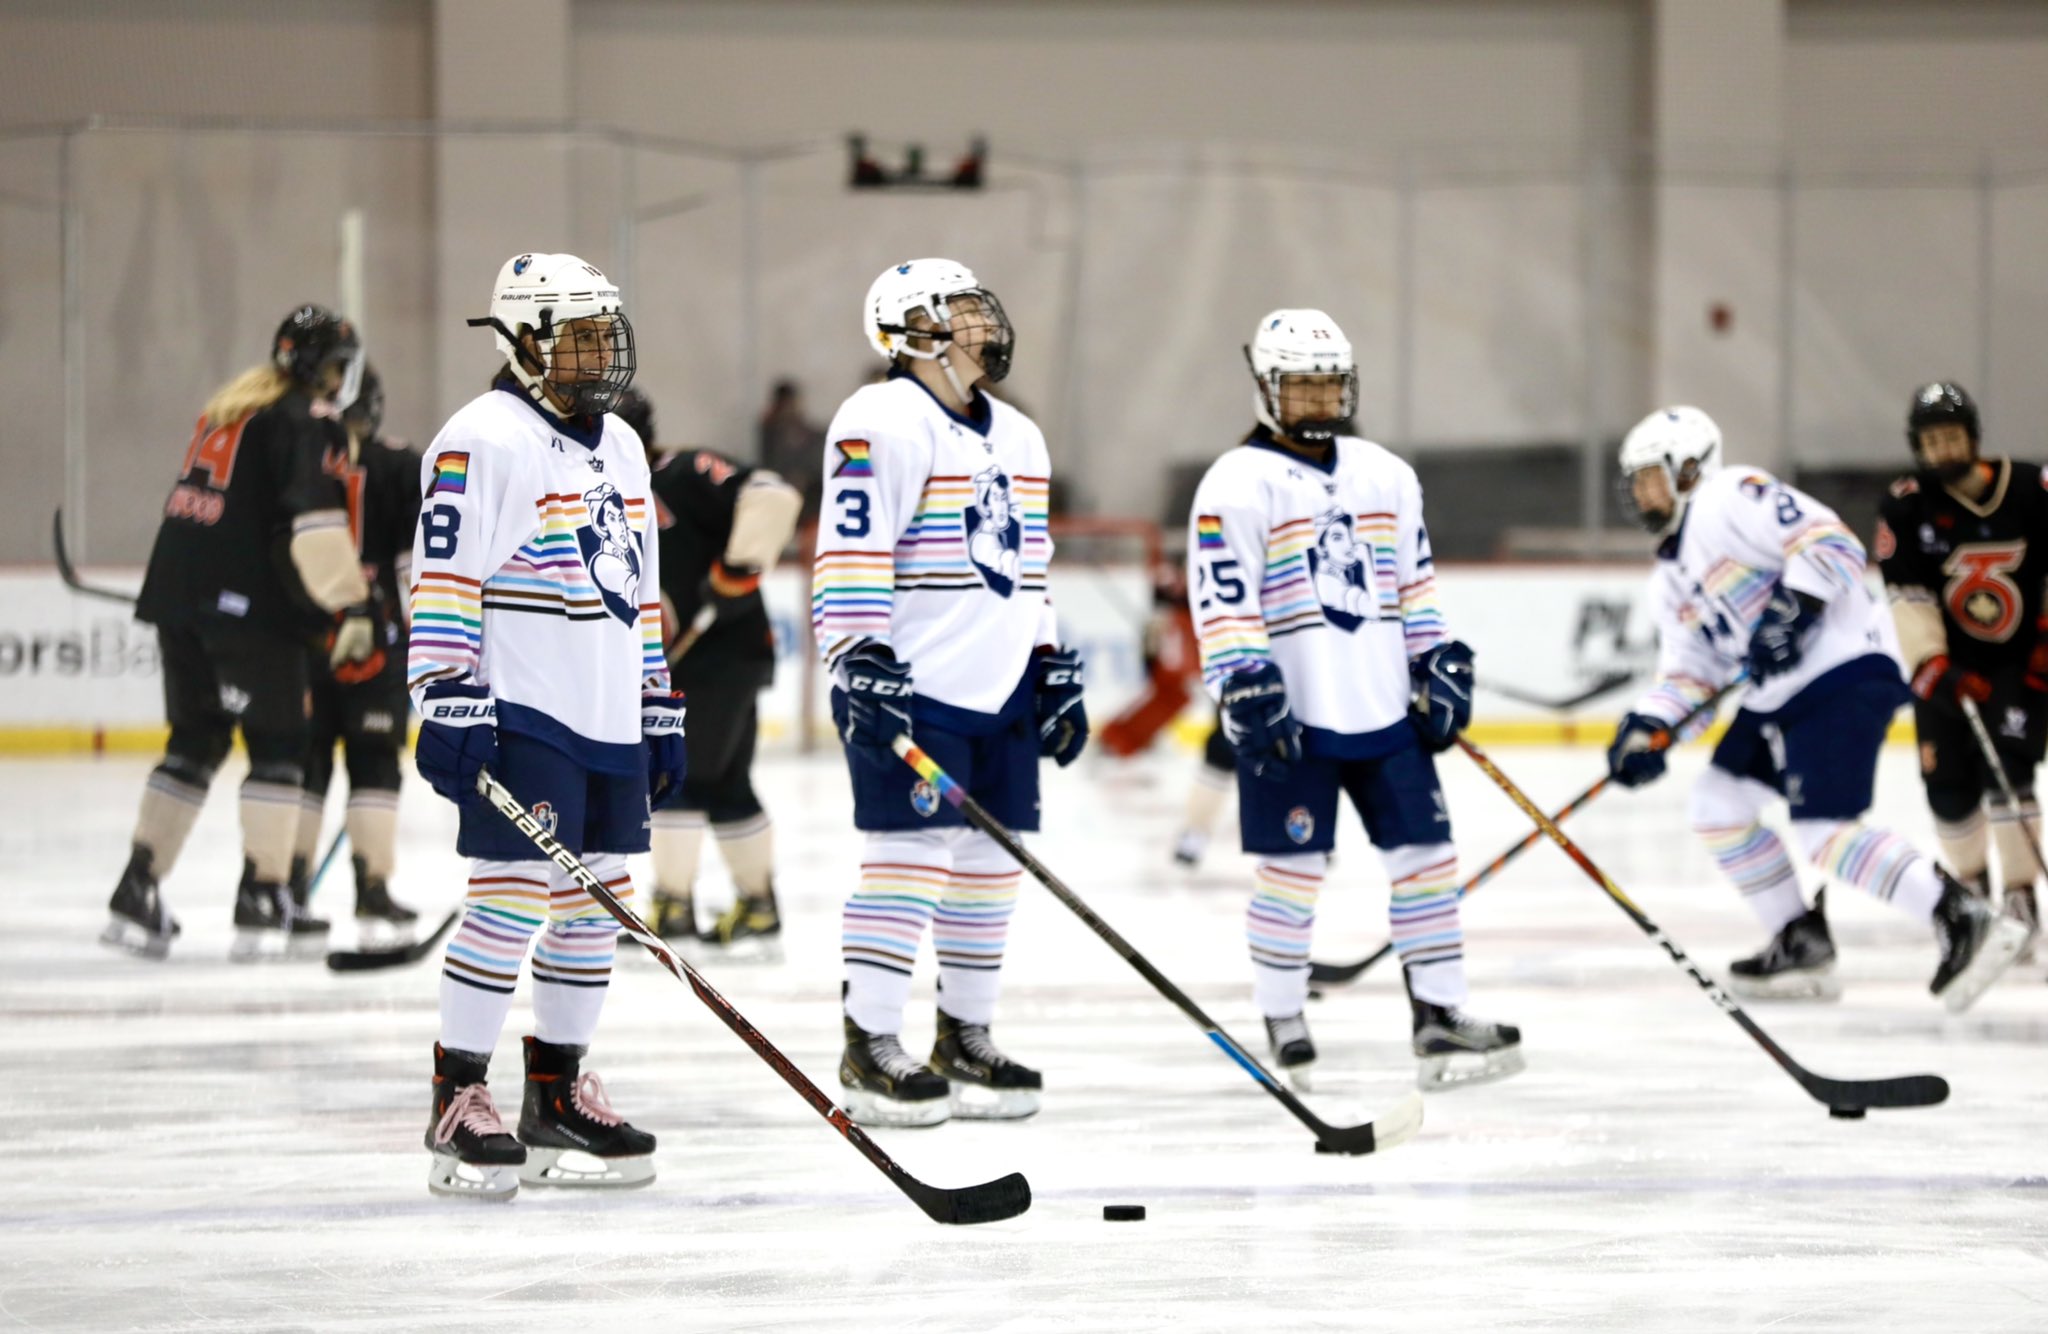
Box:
(1906, 381, 1979, 452)
(273, 304, 364, 407)
(613, 386, 656, 447)
(342, 362, 384, 443)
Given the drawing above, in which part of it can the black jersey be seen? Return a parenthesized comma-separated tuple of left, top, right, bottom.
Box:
(328, 435, 425, 613)
(136, 391, 350, 633)
(649, 448, 776, 686)
(1876, 458, 2048, 676)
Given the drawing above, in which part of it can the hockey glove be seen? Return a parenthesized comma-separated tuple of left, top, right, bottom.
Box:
(1909, 653, 1994, 717)
(1220, 661, 1302, 781)
(1034, 645, 1089, 767)
(643, 691, 689, 811)
(415, 682, 497, 805)
(327, 602, 386, 684)
(1409, 639, 1476, 754)
(1746, 585, 1824, 683)
(1606, 713, 1671, 788)
(842, 643, 915, 764)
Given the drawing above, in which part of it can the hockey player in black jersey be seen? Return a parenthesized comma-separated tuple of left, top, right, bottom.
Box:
(1877, 381, 2047, 954)
(290, 364, 423, 941)
(104, 305, 381, 960)
(618, 390, 803, 955)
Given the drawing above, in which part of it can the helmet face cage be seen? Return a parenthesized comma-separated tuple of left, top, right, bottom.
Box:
(521, 307, 637, 416)
(273, 304, 364, 410)
(884, 287, 1014, 384)
(1258, 366, 1359, 444)
(1618, 445, 1715, 536)
(342, 364, 384, 443)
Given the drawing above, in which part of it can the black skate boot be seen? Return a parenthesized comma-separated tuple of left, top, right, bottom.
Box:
(515, 1036, 656, 1188)
(230, 860, 331, 962)
(1932, 868, 2029, 1012)
(708, 883, 783, 963)
(1728, 899, 1840, 1001)
(287, 853, 311, 912)
(2003, 885, 2039, 965)
(928, 1008, 1042, 1120)
(840, 1013, 951, 1128)
(100, 844, 181, 960)
(1410, 976, 1524, 1090)
(352, 855, 419, 944)
(426, 1043, 525, 1201)
(650, 890, 700, 944)
(1263, 1012, 1317, 1092)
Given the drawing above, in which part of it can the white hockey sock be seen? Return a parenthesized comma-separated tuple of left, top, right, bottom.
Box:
(1793, 818, 1943, 921)
(1181, 766, 1230, 838)
(240, 779, 303, 885)
(345, 790, 399, 885)
(440, 859, 550, 1055)
(1691, 765, 1807, 932)
(842, 830, 953, 1036)
(934, 830, 1020, 1025)
(713, 814, 775, 901)
(1248, 852, 1325, 1018)
(1989, 799, 2044, 889)
(1385, 841, 1466, 1007)
(531, 853, 629, 1047)
(1936, 807, 1989, 884)
(131, 765, 208, 875)
(650, 808, 708, 899)
(292, 788, 326, 867)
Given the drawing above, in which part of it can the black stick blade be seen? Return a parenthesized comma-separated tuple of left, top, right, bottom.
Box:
(905, 1170, 1032, 1225)
(325, 908, 460, 972)
(1311, 1089, 1424, 1156)
(1800, 1071, 1948, 1111)
(1307, 950, 1386, 986)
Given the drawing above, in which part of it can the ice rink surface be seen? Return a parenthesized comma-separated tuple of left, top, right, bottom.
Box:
(3, 742, 2046, 1332)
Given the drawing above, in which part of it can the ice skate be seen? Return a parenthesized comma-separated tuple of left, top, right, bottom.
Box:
(352, 857, 419, 948)
(706, 888, 783, 964)
(927, 1009, 1041, 1119)
(229, 862, 330, 962)
(1172, 829, 1206, 868)
(426, 1044, 524, 1201)
(1728, 901, 1841, 1001)
(1263, 1012, 1316, 1092)
(649, 889, 700, 944)
(515, 1036, 656, 1188)
(840, 1015, 950, 1128)
(2002, 885, 2039, 965)
(99, 845, 180, 960)
(1412, 997, 1524, 1090)
(1931, 869, 2029, 1012)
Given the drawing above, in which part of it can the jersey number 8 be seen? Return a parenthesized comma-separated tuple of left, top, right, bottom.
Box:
(423, 504, 462, 558)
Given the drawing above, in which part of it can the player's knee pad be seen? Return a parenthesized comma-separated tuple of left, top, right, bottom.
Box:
(550, 852, 630, 927)
(1690, 764, 1775, 836)
(343, 739, 402, 794)
(302, 742, 335, 799)
(948, 827, 1022, 876)
(243, 728, 307, 783)
(1787, 817, 1852, 866)
(163, 723, 232, 783)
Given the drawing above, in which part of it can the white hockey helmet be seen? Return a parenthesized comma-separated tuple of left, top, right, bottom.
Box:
(1618, 405, 1722, 536)
(863, 258, 1014, 388)
(1246, 309, 1358, 444)
(469, 252, 636, 417)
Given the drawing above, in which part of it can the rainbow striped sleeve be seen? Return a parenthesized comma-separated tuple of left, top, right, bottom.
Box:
(408, 570, 483, 690)
(1192, 510, 1273, 690)
(1399, 519, 1446, 658)
(1782, 515, 1866, 600)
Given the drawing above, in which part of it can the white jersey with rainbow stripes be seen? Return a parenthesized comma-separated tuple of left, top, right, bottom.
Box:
(407, 386, 667, 769)
(1187, 430, 1445, 746)
(810, 376, 1056, 719)
(1631, 466, 1902, 727)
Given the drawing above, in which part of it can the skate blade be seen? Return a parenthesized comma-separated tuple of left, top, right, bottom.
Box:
(428, 1152, 520, 1201)
(946, 1084, 1041, 1121)
(840, 1084, 951, 1128)
(518, 1147, 655, 1189)
(229, 928, 330, 963)
(99, 915, 171, 961)
(1728, 965, 1843, 1002)
(1417, 1045, 1527, 1091)
(1941, 916, 2033, 1013)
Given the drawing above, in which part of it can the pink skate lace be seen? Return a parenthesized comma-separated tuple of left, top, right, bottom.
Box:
(433, 1083, 508, 1146)
(571, 1072, 624, 1127)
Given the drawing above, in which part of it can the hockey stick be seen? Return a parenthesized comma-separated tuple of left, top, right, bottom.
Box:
(469, 766, 1030, 1225)
(1455, 734, 1948, 1113)
(1477, 669, 1636, 714)
(306, 829, 350, 900)
(325, 905, 460, 972)
(51, 509, 139, 606)
(891, 735, 1424, 1155)
(1959, 697, 2048, 885)
(1311, 678, 1746, 988)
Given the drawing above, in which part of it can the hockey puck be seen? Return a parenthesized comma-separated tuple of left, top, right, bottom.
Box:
(1829, 1107, 1867, 1120)
(1102, 1204, 1147, 1221)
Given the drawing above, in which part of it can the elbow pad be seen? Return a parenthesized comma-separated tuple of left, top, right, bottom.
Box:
(724, 473, 803, 572)
(288, 512, 370, 612)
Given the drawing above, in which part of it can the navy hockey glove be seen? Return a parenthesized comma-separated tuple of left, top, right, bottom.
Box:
(643, 691, 689, 811)
(1746, 585, 1824, 683)
(842, 643, 914, 764)
(1606, 713, 1670, 789)
(1409, 639, 1475, 754)
(415, 682, 497, 804)
(1220, 661, 1302, 781)
(1034, 645, 1089, 767)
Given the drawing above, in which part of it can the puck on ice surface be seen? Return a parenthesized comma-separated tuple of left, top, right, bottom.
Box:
(1102, 1204, 1147, 1221)
(1829, 1107, 1866, 1119)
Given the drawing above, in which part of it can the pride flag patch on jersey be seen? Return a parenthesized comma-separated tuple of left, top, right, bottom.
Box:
(1196, 515, 1228, 550)
(428, 452, 469, 496)
(833, 440, 873, 479)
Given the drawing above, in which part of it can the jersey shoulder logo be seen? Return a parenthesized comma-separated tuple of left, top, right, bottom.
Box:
(964, 464, 1021, 598)
(428, 452, 469, 497)
(832, 440, 873, 478)
(1306, 508, 1376, 633)
(575, 481, 643, 626)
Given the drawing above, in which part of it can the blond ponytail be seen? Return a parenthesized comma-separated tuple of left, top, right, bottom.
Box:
(201, 365, 291, 429)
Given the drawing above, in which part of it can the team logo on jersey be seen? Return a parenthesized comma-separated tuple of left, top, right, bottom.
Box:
(1306, 508, 1377, 633)
(1285, 806, 1315, 844)
(575, 482, 643, 626)
(910, 780, 941, 818)
(964, 464, 1022, 598)
(530, 801, 559, 836)
(833, 440, 873, 479)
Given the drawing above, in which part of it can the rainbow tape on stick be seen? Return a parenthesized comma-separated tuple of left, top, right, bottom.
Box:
(897, 740, 967, 807)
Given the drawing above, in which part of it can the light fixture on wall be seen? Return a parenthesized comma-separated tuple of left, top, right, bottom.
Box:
(848, 134, 987, 190)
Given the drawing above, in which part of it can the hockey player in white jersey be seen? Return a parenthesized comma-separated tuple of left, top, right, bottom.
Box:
(812, 259, 1088, 1127)
(1188, 309, 1522, 1091)
(408, 254, 688, 1199)
(1604, 406, 2027, 1010)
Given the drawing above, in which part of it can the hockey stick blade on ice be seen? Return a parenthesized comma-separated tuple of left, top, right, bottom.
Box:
(1456, 735, 1948, 1113)
(892, 735, 1424, 1155)
(51, 509, 139, 606)
(472, 767, 1030, 1225)
(1311, 678, 1746, 989)
(1477, 669, 1635, 714)
(325, 905, 460, 972)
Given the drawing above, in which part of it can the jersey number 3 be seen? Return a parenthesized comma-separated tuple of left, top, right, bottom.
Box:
(834, 488, 870, 539)
(1943, 542, 2025, 643)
